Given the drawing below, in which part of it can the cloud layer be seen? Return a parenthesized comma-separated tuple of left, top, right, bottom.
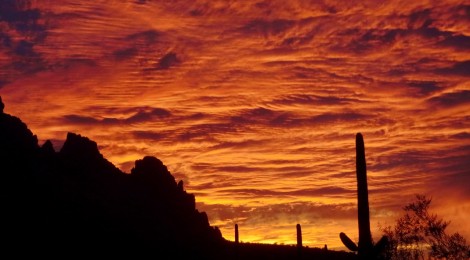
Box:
(1, 0, 469, 249)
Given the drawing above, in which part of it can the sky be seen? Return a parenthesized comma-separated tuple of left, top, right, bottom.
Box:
(1, 0, 469, 249)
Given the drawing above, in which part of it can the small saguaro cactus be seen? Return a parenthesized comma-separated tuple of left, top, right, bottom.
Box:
(339, 133, 388, 259)
(296, 224, 302, 248)
(235, 224, 239, 244)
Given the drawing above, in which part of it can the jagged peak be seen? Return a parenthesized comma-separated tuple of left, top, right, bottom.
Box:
(178, 180, 184, 191)
(131, 156, 176, 186)
(41, 140, 55, 155)
(132, 156, 168, 175)
(60, 132, 101, 159)
(0, 98, 39, 153)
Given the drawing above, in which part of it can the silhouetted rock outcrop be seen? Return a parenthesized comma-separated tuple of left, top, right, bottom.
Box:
(131, 156, 176, 187)
(41, 139, 55, 154)
(0, 99, 39, 162)
(59, 132, 122, 178)
(61, 132, 100, 158)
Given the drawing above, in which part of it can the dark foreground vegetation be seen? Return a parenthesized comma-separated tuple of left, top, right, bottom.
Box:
(381, 195, 470, 260)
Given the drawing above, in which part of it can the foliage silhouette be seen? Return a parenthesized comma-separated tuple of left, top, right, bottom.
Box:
(380, 194, 470, 260)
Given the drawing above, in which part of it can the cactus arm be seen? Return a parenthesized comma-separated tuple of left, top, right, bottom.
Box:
(340, 232, 358, 251)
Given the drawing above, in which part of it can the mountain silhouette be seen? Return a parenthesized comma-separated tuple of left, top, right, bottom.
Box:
(0, 97, 222, 258)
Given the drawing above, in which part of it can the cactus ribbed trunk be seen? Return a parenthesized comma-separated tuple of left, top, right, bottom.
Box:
(296, 224, 302, 248)
(356, 133, 373, 257)
(235, 224, 239, 244)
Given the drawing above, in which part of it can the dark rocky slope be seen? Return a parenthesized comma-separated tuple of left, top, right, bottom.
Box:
(0, 96, 222, 258)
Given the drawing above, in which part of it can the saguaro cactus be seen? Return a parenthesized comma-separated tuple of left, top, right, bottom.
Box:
(340, 133, 388, 259)
(296, 224, 302, 248)
(235, 224, 239, 244)
(356, 132, 373, 254)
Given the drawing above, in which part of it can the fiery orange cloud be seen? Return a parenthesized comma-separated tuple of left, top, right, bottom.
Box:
(1, 0, 469, 250)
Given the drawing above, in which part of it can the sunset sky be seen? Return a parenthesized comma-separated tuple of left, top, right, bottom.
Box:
(1, 0, 469, 249)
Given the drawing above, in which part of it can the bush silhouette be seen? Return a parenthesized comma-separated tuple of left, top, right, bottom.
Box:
(381, 194, 470, 260)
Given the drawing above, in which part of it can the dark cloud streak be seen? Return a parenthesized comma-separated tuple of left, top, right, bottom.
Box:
(62, 107, 172, 125)
(428, 90, 470, 107)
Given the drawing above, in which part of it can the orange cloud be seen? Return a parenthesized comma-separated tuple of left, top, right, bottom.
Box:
(1, 0, 469, 249)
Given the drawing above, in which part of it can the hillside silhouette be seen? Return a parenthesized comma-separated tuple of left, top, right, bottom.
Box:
(0, 97, 356, 259)
(0, 96, 223, 258)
